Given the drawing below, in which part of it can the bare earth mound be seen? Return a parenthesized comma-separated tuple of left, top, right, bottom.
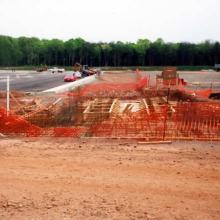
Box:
(0, 138, 219, 219)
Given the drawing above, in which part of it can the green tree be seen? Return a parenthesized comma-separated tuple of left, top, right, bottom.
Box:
(0, 35, 219, 67)
(134, 39, 150, 65)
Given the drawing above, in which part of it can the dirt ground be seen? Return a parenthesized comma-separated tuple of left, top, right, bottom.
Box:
(0, 138, 219, 220)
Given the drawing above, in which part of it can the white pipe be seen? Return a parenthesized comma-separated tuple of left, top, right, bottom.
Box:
(6, 76, 10, 116)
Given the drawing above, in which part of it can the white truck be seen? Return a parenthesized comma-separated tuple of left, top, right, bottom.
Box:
(49, 67, 65, 73)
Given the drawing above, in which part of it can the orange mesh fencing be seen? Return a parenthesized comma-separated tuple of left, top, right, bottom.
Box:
(52, 127, 86, 137)
(1, 101, 220, 140)
(0, 108, 42, 136)
(90, 103, 220, 140)
(0, 108, 86, 137)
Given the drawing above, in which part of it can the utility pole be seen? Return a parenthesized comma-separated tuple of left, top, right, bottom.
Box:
(6, 76, 10, 116)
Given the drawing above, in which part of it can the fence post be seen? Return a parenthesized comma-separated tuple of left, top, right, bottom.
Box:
(6, 76, 10, 116)
(163, 106, 168, 141)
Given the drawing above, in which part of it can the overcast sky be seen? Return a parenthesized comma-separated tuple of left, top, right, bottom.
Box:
(0, 0, 219, 43)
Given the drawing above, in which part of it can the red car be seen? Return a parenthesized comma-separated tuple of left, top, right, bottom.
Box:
(64, 73, 77, 82)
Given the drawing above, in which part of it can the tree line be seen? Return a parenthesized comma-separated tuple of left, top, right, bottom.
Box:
(0, 35, 219, 67)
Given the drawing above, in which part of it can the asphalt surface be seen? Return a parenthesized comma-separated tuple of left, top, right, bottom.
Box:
(0, 71, 68, 92)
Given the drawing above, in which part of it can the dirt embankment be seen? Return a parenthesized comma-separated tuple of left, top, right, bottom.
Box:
(0, 138, 219, 219)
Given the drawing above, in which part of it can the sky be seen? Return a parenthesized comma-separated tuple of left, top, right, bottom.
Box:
(0, 0, 219, 43)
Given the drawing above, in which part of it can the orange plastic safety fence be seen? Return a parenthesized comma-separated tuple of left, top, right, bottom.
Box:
(0, 108, 42, 137)
(90, 103, 220, 140)
(52, 127, 86, 137)
(0, 108, 86, 137)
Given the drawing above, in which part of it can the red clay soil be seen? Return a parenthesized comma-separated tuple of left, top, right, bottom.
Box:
(0, 138, 219, 220)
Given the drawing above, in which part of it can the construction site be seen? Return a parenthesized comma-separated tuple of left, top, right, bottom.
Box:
(0, 68, 220, 141)
(0, 68, 220, 219)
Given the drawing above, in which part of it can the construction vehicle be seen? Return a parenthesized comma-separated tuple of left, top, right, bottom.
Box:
(36, 65, 48, 72)
(156, 67, 179, 86)
(156, 67, 186, 87)
(73, 63, 99, 77)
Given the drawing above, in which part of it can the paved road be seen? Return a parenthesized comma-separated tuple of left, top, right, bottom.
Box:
(0, 71, 68, 92)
